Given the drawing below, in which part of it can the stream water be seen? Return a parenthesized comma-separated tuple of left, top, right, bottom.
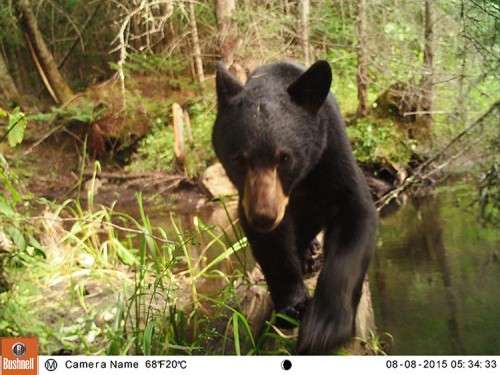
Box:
(372, 185, 500, 354)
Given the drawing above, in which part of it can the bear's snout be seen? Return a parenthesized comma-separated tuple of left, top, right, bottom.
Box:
(242, 167, 289, 232)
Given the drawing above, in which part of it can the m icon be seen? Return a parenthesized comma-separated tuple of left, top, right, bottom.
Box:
(45, 358, 58, 371)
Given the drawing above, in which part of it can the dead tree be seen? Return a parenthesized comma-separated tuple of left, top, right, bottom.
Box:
(215, 0, 238, 67)
(417, 0, 434, 139)
(172, 102, 185, 170)
(17, 0, 73, 104)
(189, 1, 205, 85)
(457, 0, 467, 127)
(356, 0, 368, 116)
(0, 51, 22, 106)
(299, 0, 311, 66)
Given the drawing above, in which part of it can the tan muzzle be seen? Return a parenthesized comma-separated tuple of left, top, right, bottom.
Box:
(242, 167, 289, 232)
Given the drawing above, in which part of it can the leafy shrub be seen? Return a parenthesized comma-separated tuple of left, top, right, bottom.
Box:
(347, 117, 414, 165)
(0, 107, 27, 147)
(29, 99, 104, 125)
(127, 116, 176, 173)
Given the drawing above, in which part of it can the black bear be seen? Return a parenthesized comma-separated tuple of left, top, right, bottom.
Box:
(212, 60, 377, 354)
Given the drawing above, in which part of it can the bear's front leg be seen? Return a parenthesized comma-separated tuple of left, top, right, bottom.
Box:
(239, 207, 309, 326)
(297, 201, 377, 354)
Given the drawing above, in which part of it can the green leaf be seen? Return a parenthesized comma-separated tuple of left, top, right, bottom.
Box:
(0, 194, 15, 218)
(232, 313, 241, 355)
(27, 112, 55, 122)
(7, 108, 27, 147)
(65, 0, 79, 11)
(6, 226, 26, 251)
(143, 320, 155, 355)
(0, 174, 21, 205)
(114, 239, 139, 266)
(0, 108, 7, 118)
(28, 235, 46, 258)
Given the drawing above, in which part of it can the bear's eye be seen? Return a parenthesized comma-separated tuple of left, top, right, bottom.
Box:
(278, 151, 291, 165)
(231, 153, 247, 167)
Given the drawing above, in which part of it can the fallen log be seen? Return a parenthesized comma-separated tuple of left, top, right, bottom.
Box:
(236, 245, 376, 354)
(81, 170, 183, 181)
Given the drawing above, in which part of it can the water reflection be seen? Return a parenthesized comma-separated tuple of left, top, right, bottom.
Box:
(372, 187, 500, 354)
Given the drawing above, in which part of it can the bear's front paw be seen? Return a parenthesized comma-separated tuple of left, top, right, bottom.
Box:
(297, 305, 354, 355)
(275, 299, 309, 329)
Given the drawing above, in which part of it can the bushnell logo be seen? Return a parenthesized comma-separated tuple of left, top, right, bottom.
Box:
(11, 342, 26, 357)
(0, 337, 38, 375)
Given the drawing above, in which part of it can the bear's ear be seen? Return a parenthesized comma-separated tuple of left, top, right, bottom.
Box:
(287, 60, 332, 113)
(216, 62, 244, 107)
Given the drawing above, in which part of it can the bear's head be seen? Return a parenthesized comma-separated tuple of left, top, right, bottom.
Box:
(212, 61, 332, 232)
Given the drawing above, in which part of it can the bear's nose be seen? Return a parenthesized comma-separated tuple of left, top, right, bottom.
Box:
(249, 212, 277, 232)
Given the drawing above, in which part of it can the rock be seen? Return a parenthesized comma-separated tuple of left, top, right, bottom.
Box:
(77, 252, 95, 268)
(201, 163, 238, 198)
(96, 308, 117, 327)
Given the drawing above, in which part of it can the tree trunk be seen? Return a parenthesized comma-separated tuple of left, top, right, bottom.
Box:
(17, 0, 73, 104)
(356, 0, 368, 117)
(0, 50, 22, 106)
(215, 0, 238, 68)
(159, 1, 174, 52)
(299, 0, 311, 66)
(189, 1, 205, 85)
(457, 0, 467, 127)
(417, 0, 433, 139)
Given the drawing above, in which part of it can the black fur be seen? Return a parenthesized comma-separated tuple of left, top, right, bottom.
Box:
(212, 60, 377, 354)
